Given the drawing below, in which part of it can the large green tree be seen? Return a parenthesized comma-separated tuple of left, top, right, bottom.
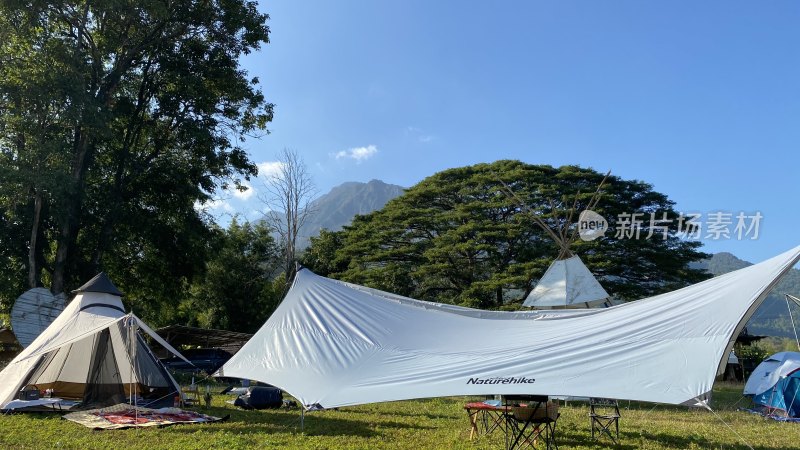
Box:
(0, 1, 272, 315)
(303, 161, 710, 308)
(184, 219, 282, 333)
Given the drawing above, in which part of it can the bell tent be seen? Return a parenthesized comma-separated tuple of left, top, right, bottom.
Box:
(0, 273, 188, 410)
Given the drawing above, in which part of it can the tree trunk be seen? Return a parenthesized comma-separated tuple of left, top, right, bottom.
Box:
(27, 189, 43, 288)
(51, 128, 91, 294)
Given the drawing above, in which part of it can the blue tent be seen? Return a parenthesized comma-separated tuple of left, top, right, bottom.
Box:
(744, 352, 800, 419)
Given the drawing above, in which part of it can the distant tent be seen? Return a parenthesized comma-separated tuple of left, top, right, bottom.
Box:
(523, 255, 610, 308)
(744, 352, 800, 419)
(497, 172, 612, 309)
(0, 273, 189, 410)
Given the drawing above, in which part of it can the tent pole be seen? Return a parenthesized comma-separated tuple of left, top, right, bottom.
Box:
(129, 317, 134, 407)
(128, 314, 139, 422)
(786, 295, 800, 352)
(300, 407, 305, 431)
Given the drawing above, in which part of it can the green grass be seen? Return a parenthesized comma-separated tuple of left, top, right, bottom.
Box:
(0, 383, 797, 449)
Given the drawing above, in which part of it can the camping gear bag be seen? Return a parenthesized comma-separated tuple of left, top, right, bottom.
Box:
(234, 386, 282, 410)
(18, 386, 40, 401)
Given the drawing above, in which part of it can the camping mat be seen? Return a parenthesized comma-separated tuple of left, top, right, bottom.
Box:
(63, 403, 225, 429)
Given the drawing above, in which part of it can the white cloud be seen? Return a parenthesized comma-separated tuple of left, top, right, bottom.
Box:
(335, 145, 378, 162)
(405, 126, 434, 143)
(257, 161, 285, 179)
(230, 182, 254, 200)
(207, 199, 235, 212)
(194, 198, 235, 216)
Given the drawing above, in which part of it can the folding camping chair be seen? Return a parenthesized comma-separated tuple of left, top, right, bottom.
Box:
(503, 395, 559, 450)
(589, 397, 620, 443)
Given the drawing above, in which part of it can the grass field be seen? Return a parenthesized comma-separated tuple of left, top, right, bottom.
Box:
(0, 383, 797, 449)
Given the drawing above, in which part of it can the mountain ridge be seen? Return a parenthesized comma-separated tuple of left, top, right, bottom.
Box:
(693, 252, 800, 338)
(297, 179, 405, 247)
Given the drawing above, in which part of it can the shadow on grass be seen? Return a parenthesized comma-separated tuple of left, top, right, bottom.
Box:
(635, 430, 767, 450)
(555, 427, 761, 450)
(166, 406, 434, 438)
(554, 422, 638, 450)
(339, 407, 460, 421)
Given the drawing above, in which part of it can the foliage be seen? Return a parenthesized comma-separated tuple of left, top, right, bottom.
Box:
(182, 219, 281, 333)
(0, 0, 273, 324)
(734, 343, 770, 365)
(0, 384, 797, 449)
(302, 229, 348, 276)
(752, 337, 800, 357)
(304, 161, 710, 308)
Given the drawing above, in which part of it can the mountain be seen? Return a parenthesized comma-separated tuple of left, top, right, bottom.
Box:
(694, 252, 800, 338)
(697, 252, 751, 274)
(297, 179, 405, 248)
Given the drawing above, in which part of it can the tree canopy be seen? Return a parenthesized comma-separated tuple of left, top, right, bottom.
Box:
(302, 161, 710, 309)
(183, 219, 282, 333)
(0, 0, 273, 324)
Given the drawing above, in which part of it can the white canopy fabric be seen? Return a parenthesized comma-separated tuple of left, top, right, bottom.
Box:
(744, 352, 800, 396)
(523, 255, 610, 308)
(217, 245, 800, 410)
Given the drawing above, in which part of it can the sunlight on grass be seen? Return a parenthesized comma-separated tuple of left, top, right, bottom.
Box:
(0, 383, 797, 449)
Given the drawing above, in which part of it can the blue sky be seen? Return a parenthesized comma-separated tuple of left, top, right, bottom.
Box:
(210, 1, 799, 263)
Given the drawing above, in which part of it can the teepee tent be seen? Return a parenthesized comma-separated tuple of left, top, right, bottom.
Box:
(522, 255, 610, 308)
(0, 273, 188, 410)
(744, 351, 800, 418)
(498, 172, 611, 308)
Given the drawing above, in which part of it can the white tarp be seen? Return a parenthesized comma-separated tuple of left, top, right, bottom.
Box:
(523, 255, 610, 308)
(217, 245, 800, 410)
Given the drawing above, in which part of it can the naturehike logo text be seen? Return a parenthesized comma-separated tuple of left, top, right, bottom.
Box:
(467, 376, 536, 385)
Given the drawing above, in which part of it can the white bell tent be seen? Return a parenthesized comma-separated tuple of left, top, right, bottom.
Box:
(0, 273, 189, 410)
(217, 245, 800, 410)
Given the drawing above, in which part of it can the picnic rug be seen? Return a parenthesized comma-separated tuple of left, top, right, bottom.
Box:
(63, 403, 227, 430)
